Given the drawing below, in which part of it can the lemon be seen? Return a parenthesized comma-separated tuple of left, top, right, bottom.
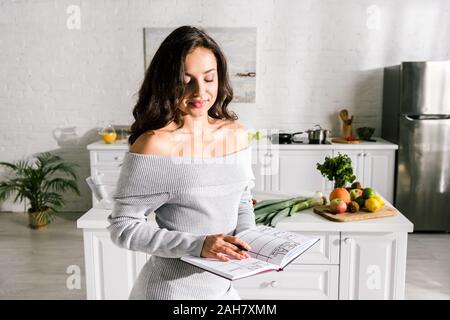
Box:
(365, 198, 382, 212)
(371, 195, 385, 207)
(254, 131, 263, 140)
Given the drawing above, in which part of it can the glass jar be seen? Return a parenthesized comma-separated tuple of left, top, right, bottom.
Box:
(97, 121, 117, 144)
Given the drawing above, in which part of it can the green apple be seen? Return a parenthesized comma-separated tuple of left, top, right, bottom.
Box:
(362, 187, 376, 199)
(349, 189, 363, 201)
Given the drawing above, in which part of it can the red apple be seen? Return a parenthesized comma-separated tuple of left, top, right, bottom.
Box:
(330, 198, 347, 214)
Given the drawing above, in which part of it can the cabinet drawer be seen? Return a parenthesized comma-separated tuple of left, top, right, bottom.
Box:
(290, 231, 340, 265)
(234, 264, 339, 300)
(91, 151, 125, 166)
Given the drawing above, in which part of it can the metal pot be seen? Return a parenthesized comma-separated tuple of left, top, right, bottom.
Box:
(305, 125, 331, 144)
(270, 132, 303, 144)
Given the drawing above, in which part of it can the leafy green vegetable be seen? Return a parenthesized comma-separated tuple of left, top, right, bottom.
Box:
(253, 194, 326, 227)
(269, 207, 291, 227)
(316, 153, 356, 188)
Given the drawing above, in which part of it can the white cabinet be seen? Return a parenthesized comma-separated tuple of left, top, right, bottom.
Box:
(88, 149, 123, 209)
(339, 232, 408, 300)
(334, 150, 395, 203)
(268, 149, 333, 194)
(82, 230, 147, 299)
(234, 264, 339, 300)
(233, 231, 340, 300)
(363, 150, 395, 203)
(295, 231, 340, 265)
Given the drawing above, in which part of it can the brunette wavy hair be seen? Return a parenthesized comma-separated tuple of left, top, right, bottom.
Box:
(128, 26, 237, 146)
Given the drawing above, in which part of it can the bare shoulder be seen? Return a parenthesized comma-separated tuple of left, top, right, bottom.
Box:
(221, 121, 250, 150)
(129, 130, 173, 155)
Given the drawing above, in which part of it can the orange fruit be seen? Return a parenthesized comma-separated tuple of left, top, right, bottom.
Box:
(329, 188, 351, 204)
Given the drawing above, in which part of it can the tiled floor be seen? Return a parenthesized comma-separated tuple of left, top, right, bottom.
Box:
(0, 212, 449, 300)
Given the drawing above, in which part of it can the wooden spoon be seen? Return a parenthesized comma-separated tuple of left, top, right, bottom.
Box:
(346, 115, 354, 125)
(339, 109, 349, 122)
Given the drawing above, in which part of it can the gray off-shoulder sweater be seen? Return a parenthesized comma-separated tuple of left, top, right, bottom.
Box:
(107, 146, 255, 300)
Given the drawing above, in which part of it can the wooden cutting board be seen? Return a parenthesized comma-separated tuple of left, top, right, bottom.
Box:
(331, 138, 360, 144)
(313, 205, 397, 222)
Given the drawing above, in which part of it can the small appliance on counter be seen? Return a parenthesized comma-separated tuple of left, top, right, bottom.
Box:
(269, 125, 331, 144)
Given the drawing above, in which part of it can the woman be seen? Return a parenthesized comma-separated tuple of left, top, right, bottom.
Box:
(107, 26, 256, 300)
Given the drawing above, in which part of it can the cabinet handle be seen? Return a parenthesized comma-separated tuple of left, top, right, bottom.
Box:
(270, 280, 278, 288)
(357, 153, 362, 157)
(114, 156, 120, 160)
(364, 152, 370, 157)
(344, 237, 353, 245)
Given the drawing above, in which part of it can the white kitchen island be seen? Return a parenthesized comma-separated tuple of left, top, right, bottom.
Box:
(77, 197, 413, 300)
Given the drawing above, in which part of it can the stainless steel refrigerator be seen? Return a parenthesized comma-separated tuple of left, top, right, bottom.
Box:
(382, 61, 450, 232)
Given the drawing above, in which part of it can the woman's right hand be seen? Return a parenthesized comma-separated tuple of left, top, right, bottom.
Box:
(201, 233, 252, 262)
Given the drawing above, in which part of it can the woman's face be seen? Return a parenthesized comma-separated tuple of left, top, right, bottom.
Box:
(179, 47, 219, 117)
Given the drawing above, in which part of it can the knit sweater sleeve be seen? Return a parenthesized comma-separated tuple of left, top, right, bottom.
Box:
(107, 192, 207, 258)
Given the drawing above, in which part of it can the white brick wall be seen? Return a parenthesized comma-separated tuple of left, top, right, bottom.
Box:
(1, 0, 449, 212)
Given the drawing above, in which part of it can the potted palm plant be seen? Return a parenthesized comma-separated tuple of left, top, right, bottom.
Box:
(0, 152, 80, 229)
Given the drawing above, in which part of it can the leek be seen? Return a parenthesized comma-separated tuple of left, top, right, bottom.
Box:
(253, 193, 326, 226)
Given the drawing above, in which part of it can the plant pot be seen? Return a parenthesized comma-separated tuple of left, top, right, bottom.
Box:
(28, 208, 51, 229)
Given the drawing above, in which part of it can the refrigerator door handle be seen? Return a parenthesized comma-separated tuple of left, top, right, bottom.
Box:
(404, 114, 450, 121)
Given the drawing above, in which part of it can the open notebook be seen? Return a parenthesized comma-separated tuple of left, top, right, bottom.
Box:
(181, 226, 320, 281)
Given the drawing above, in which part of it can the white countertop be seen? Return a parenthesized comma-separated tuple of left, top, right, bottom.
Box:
(77, 201, 413, 233)
(87, 137, 398, 151)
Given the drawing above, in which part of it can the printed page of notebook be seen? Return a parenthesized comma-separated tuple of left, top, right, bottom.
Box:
(236, 226, 316, 266)
(181, 256, 278, 280)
